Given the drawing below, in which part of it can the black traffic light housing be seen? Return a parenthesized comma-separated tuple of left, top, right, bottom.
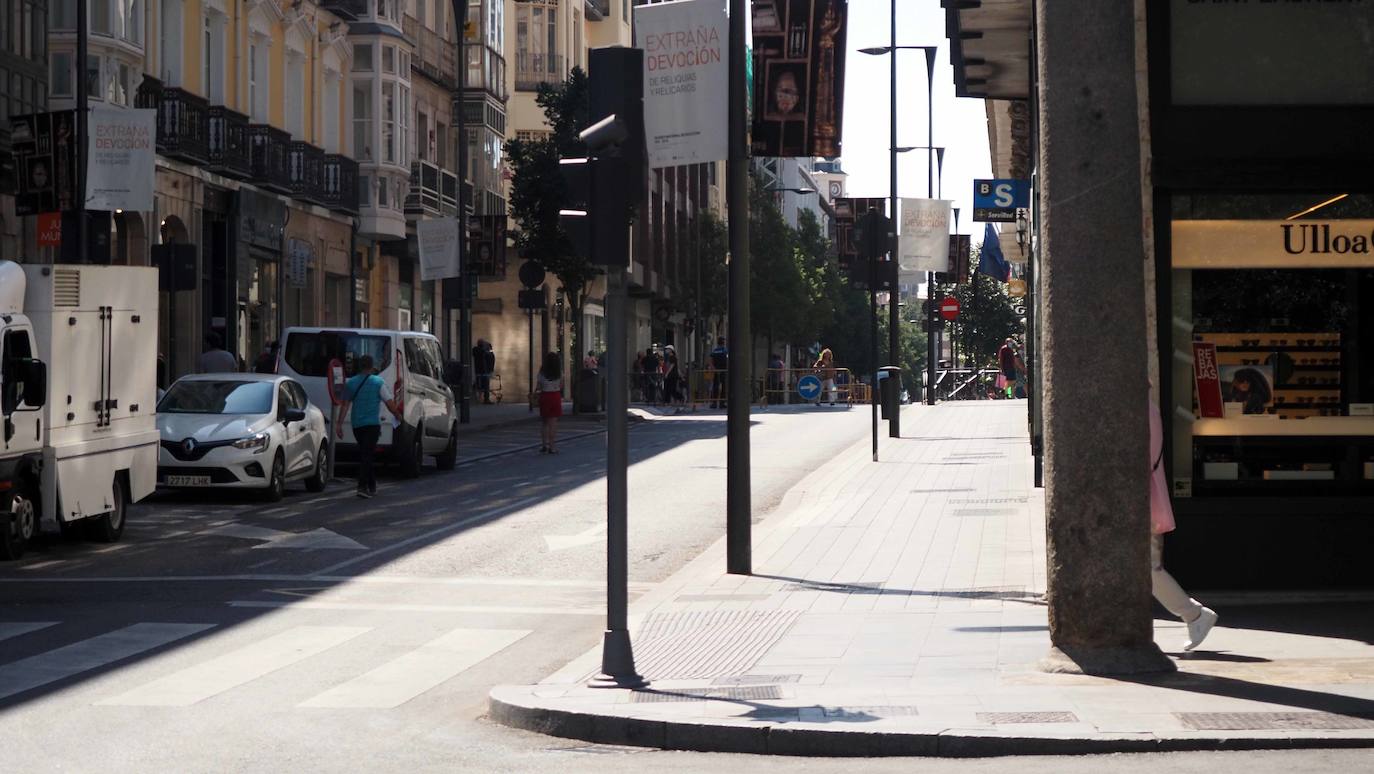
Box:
(854, 209, 896, 292)
(557, 46, 646, 268)
(926, 297, 945, 332)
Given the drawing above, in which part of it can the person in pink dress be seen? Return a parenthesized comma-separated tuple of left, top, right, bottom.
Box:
(1151, 391, 1218, 651)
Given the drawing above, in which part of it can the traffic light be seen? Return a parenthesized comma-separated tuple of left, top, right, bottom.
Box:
(854, 209, 895, 292)
(557, 47, 645, 268)
(926, 297, 944, 332)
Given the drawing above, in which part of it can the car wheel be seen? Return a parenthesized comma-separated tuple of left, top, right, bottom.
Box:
(0, 480, 39, 560)
(400, 427, 424, 479)
(305, 442, 329, 493)
(264, 452, 286, 502)
(86, 475, 127, 544)
(435, 424, 458, 471)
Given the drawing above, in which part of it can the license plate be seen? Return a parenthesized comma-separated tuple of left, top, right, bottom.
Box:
(165, 475, 211, 487)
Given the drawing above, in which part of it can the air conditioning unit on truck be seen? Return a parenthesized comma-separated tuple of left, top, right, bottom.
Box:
(0, 261, 159, 559)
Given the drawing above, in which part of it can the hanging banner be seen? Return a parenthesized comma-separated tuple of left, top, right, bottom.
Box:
(898, 198, 952, 277)
(86, 107, 156, 211)
(750, 0, 848, 157)
(635, 0, 728, 167)
(9, 111, 79, 216)
(417, 217, 462, 281)
(1192, 342, 1225, 419)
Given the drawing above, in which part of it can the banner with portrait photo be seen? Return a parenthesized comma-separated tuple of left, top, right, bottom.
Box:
(750, 0, 848, 157)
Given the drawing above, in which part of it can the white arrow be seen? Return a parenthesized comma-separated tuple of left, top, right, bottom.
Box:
(202, 523, 367, 551)
(543, 522, 606, 552)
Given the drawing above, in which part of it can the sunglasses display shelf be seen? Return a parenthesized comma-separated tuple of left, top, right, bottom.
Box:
(1203, 332, 1342, 419)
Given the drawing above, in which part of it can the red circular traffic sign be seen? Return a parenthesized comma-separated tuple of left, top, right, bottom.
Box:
(940, 297, 961, 321)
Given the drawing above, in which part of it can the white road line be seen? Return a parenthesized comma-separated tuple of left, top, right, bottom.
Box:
(0, 621, 59, 642)
(20, 560, 64, 571)
(228, 600, 601, 616)
(98, 625, 370, 707)
(310, 496, 541, 576)
(299, 627, 531, 709)
(0, 623, 212, 702)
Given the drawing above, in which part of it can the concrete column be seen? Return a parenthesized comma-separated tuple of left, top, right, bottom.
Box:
(1036, 0, 1173, 675)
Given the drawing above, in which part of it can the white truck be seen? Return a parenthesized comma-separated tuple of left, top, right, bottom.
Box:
(0, 261, 159, 559)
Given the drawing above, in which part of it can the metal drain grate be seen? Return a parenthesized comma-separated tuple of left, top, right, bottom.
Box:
(1176, 712, 1374, 731)
(675, 594, 773, 602)
(631, 685, 784, 703)
(713, 674, 802, 685)
(823, 705, 920, 718)
(950, 497, 1030, 505)
(951, 508, 1021, 517)
(978, 711, 1079, 724)
(635, 610, 802, 679)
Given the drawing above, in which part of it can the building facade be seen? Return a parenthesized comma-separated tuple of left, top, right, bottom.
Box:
(0, 0, 48, 262)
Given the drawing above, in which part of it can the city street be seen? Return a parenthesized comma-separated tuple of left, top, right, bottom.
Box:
(0, 405, 881, 771)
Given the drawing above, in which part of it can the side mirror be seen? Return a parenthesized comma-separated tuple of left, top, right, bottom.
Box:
(20, 360, 46, 409)
(283, 407, 307, 424)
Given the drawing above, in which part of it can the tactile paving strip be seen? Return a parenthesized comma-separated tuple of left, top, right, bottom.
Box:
(1176, 712, 1374, 731)
(634, 610, 803, 680)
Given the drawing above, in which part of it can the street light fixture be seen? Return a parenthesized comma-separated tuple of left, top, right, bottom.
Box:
(860, 39, 939, 411)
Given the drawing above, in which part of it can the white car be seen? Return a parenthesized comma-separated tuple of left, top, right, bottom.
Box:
(156, 374, 330, 501)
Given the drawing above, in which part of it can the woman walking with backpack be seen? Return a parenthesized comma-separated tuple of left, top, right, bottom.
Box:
(537, 352, 563, 453)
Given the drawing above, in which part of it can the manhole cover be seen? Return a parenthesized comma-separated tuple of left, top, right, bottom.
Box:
(630, 685, 784, 703)
(1176, 712, 1374, 730)
(977, 711, 1079, 724)
(713, 674, 802, 685)
(635, 610, 802, 679)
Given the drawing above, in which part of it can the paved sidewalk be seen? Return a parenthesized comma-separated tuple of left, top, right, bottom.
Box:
(490, 400, 1374, 756)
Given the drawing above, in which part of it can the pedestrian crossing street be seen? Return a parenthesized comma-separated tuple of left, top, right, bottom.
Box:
(0, 619, 532, 710)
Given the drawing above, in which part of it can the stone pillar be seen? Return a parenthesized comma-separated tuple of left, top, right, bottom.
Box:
(1036, 0, 1173, 675)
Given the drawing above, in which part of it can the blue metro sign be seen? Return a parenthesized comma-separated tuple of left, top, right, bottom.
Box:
(972, 179, 1030, 223)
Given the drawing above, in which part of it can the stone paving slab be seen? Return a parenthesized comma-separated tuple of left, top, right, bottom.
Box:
(490, 401, 1374, 757)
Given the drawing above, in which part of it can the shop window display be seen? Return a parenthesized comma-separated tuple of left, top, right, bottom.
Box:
(1168, 194, 1374, 499)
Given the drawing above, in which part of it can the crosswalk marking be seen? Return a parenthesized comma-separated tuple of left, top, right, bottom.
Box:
(98, 625, 370, 707)
(299, 627, 531, 709)
(0, 621, 59, 642)
(0, 623, 212, 702)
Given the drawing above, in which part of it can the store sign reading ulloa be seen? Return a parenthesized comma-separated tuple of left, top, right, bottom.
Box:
(1282, 223, 1371, 256)
(1173, 220, 1374, 268)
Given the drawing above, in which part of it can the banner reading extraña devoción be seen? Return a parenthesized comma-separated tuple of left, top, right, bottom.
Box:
(635, 0, 729, 167)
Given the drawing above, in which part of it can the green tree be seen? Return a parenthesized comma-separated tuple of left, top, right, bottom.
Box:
(695, 210, 729, 358)
(504, 68, 597, 402)
(949, 246, 1024, 369)
(748, 176, 807, 356)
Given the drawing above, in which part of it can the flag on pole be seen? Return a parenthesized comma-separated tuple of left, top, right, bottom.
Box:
(978, 222, 1011, 282)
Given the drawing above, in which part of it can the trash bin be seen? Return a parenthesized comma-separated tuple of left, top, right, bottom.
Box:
(878, 366, 902, 420)
(577, 368, 600, 412)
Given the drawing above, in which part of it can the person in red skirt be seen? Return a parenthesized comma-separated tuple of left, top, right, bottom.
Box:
(537, 351, 563, 453)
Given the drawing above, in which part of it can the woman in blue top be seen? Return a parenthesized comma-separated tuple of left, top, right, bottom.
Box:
(337, 355, 401, 498)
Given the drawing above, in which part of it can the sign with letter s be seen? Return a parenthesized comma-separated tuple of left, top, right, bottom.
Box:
(972, 179, 1030, 222)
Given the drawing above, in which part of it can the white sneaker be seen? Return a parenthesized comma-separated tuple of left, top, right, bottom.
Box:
(1183, 605, 1218, 651)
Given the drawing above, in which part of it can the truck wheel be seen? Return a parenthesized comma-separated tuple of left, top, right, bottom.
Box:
(86, 475, 127, 543)
(264, 452, 286, 502)
(435, 425, 458, 471)
(0, 483, 38, 560)
(305, 442, 329, 493)
(400, 430, 424, 479)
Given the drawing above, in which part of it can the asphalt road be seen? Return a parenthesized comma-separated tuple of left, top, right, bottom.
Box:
(0, 404, 872, 771)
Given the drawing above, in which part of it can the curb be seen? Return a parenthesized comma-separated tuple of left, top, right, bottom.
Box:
(488, 688, 1374, 758)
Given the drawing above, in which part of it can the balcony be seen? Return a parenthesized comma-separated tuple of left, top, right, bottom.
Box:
(514, 51, 564, 92)
(403, 15, 457, 88)
(289, 141, 327, 205)
(467, 48, 509, 102)
(323, 154, 359, 215)
(248, 124, 292, 194)
(405, 159, 459, 217)
(155, 86, 209, 164)
(318, 0, 367, 21)
(207, 106, 251, 179)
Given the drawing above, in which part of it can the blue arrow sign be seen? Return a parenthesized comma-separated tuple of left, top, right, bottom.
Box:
(797, 374, 822, 401)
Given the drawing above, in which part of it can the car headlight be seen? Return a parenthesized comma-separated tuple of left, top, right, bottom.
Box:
(232, 432, 270, 453)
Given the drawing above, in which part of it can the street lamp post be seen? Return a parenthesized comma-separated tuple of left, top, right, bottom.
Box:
(860, 38, 939, 415)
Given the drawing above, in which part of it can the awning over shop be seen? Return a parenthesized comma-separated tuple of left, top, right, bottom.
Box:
(943, 0, 1032, 101)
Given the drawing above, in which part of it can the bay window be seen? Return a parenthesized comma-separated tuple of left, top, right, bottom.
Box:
(51, 52, 73, 97)
(352, 81, 373, 161)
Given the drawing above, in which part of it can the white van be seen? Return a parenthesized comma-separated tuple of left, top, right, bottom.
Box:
(277, 327, 459, 476)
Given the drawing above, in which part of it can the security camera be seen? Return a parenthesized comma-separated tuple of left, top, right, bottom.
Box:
(579, 115, 628, 154)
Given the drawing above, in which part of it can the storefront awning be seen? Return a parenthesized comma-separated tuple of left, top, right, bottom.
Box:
(943, 0, 1033, 101)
